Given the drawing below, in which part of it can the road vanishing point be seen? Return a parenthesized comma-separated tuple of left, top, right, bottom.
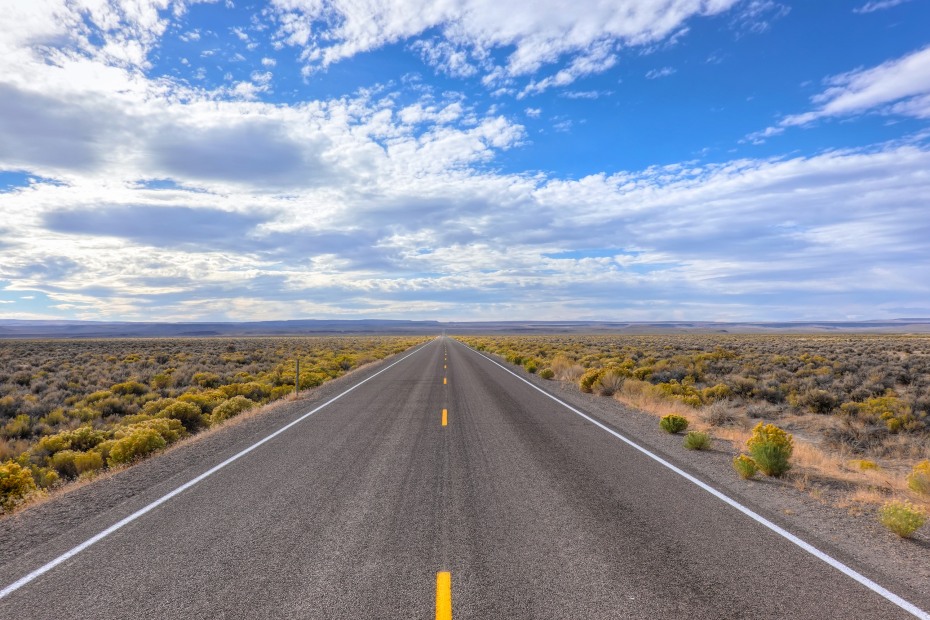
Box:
(1, 337, 928, 619)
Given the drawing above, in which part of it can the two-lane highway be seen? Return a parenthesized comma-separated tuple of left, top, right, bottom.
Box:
(0, 337, 927, 618)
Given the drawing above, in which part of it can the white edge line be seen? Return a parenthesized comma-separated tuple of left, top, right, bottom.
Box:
(0, 340, 434, 600)
(456, 339, 930, 620)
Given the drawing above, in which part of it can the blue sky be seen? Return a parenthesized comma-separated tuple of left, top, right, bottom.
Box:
(1, 0, 929, 322)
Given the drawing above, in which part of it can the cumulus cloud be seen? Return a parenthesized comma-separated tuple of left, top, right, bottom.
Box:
(269, 0, 740, 89)
(1, 0, 927, 321)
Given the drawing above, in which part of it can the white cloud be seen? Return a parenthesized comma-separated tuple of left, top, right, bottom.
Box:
(645, 66, 676, 79)
(410, 39, 478, 78)
(269, 0, 740, 89)
(854, 0, 913, 14)
(751, 45, 930, 141)
(1, 0, 927, 321)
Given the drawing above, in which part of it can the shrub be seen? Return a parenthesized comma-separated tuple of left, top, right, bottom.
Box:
(579, 368, 604, 393)
(122, 418, 186, 444)
(108, 428, 167, 466)
(1, 460, 37, 511)
(211, 396, 255, 425)
(595, 371, 624, 396)
(733, 454, 758, 479)
(747, 422, 793, 477)
(660, 414, 689, 434)
(158, 401, 207, 432)
(907, 460, 930, 496)
(36, 432, 73, 456)
(524, 360, 538, 374)
(2, 414, 32, 439)
(49, 449, 81, 478)
(878, 501, 926, 538)
(800, 389, 837, 414)
(683, 431, 711, 450)
(73, 450, 104, 475)
(192, 372, 222, 388)
(110, 381, 148, 396)
(538, 368, 555, 380)
(850, 459, 880, 471)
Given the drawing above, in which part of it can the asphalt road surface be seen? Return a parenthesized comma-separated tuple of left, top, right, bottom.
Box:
(1, 337, 927, 619)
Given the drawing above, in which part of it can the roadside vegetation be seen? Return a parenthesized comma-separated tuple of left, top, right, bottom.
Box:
(0, 336, 426, 512)
(457, 334, 930, 536)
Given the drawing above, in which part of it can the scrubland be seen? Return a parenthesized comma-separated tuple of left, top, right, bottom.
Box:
(0, 336, 425, 512)
(457, 334, 930, 531)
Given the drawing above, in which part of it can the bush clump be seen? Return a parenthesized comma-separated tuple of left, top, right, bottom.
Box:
(594, 370, 624, 396)
(733, 454, 758, 479)
(538, 368, 554, 380)
(746, 422, 793, 477)
(906, 460, 930, 496)
(1, 460, 37, 511)
(578, 368, 604, 393)
(660, 414, 689, 434)
(108, 428, 167, 466)
(73, 450, 105, 476)
(683, 431, 711, 450)
(878, 500, 926, 538)
(159, 401, 207, 432)
(211, 396, 255, 425)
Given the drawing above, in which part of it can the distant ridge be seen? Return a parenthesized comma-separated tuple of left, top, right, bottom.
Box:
(1, 318, 929, 338)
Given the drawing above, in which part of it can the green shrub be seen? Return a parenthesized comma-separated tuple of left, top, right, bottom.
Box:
(108, 429, 167, 466)
(879, 500, 926, 538)
(2, 414, 32, 439)
(659, 414, 689, 434)
(110, 381, 149, 396)
(158, 401, 207, 432)
(192, 372, 222, 388)
(211, 396, 255, 425)
(579, 368, 604, 393)
(49, 450, 81, 478)
(733, 454, 758, 479)
(1, 460, 37, 511)
(36, 432, 72, 456)
(538, 368, 554, 380)
(683, 431, 711, 450)
(524, 360, 538, 374)
(907, 460, 930, 496)
(701, 384, 731, 403)
(747, 422, 793, 477)
(124, 418, 186, 444)
(73, 450, 104, 475)
(220, 382, 271, 402)
(595, 370, 624, 396)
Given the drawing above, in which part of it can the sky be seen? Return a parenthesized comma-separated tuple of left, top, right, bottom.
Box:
(1, 0, 929, 323)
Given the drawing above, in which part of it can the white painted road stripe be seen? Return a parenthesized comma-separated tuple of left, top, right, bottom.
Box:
(0, 341, 432, 600)
(461, 340, 930, 620)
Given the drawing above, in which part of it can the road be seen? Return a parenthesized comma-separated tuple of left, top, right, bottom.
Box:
(1, 336, 927, 619)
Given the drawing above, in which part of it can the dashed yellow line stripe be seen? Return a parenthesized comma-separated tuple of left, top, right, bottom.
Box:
(436, 571, 451, 620)
(442, 408, 448, 426)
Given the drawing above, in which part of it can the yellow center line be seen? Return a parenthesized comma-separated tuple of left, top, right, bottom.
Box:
(443, 377, 447, 385)
(441, 408, 448, 426)
(436, 571, 452, 620)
